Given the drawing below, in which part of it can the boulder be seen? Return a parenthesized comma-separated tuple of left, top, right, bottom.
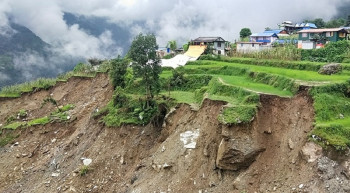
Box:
(318, 63, 342, 75)
(216, 137, 265, 170)
(300, 142, 322, 163)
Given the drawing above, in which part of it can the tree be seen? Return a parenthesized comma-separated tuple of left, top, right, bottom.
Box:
(167, 40, 177, 51)
(128, 33, 162, 103)
(325, 18, 345, 28)
(313, 18, 326, 28)
(346, 15, 350, 27)
(239, 28, 252, 38)
(182, 42, 189, 52)
(265, 27, 272, 31)
(109, 56, 128, 89)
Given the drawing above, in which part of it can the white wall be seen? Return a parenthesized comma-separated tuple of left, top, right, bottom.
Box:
(237, 43, 262, 53)
(213, 41, 225, 55)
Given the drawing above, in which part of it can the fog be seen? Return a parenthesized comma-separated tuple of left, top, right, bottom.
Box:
(0, 0, 348, 87)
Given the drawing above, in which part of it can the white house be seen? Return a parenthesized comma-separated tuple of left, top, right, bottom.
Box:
(236, 42, 269, 53)
(191, 37, 226, 55)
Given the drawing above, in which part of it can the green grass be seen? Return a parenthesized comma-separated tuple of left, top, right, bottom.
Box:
(217, 75, 293, 97)
(186, 60, 350, 83)
(0, 134, 18, 147)
(218, 105, 257, 125)
(3, 122, 25, 130)
(160, 91, 197, 104)
(27, 116, 50, 126)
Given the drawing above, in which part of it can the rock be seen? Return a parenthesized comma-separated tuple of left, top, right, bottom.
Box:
(340, 114, 345, 119)
(51, 172, 60, 177)
(264, 128, 272, 134)
(216, 138, 265, 170)
(288, 139, 295, 150)
(180, 129, 200, 149)
(51, 138, 57, 143)
(120, 156, 125, 165)
(318, 63, 342, 75)
(300, 142, 322, 163)
(83, 158, 92, 166)
(14, 142, 19, 146)
(162, 163, 172, 169)
(299, 184, 304, 189)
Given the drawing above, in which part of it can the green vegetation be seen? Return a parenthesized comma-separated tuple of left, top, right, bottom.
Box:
(80, 165, 89, 176)
(0, 60, 110, 98)
(301, 40, 350, 63)
(0, 104, 75, 147)
(309, 81, 350, 150)
(239, 28, 252, 39)
(0, 134, 18, 147)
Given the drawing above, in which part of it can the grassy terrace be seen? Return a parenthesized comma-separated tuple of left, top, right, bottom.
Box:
(186, 60, 350, 83)
(161, 58, 350, 149)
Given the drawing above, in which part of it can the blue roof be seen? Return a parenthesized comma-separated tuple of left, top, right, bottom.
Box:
(250, 32, 278, 37)
(295, 23, 317, 28)
(264, 30, 282, 34)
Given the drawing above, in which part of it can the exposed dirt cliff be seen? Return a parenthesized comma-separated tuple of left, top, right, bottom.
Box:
(1, 74, 350, 193)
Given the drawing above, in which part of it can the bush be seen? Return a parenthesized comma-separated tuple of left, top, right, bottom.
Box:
(301, 40, 350, 63)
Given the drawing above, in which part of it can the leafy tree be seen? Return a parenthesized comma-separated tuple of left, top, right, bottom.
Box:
(128, 33, 162, 103)
(239, 28, 252, 38)
(325, 18, 345, 28)
(109, 56, 128, 89)
(182, 42, 189, 52)
(312, 18, 326, 28)
(265, 27, 272, 31)
(167, 40, 177, 51)
(346, 15, 350, 27)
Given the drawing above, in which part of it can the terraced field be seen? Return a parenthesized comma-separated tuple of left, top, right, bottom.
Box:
(162, 57, 350, 149)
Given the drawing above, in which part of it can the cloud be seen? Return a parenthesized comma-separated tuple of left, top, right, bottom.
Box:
(0, 0, 348, 54)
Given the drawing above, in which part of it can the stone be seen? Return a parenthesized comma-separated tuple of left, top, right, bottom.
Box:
(288, 139, 295, 150)
(318, 63, 342, 75)
(299, 184, 304, 189)
(216, 138, 265, 170)
(51, 172, 60, 177)
(180, 129, 200, 149)
(83, 158, 92, 166)
(300, 142, 322, 163)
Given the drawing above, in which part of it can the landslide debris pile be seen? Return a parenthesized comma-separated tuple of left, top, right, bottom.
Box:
(1, 73, 350, 193)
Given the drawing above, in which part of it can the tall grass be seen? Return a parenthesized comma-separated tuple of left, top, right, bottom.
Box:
(233, 44, 301, 61)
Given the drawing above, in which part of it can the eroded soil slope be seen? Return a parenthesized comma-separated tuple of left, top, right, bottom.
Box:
(0, 74, 349, 193)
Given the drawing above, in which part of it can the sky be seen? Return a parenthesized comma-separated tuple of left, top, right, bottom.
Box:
(0, 0, 349, 59)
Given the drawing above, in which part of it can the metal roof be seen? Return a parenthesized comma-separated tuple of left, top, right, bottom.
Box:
(264, 30, 282, 34)
(192, 37, 226, 42)
(298, 28, 347, 33)
(295, 23, 317, 28)
(250, 33, 278, 37)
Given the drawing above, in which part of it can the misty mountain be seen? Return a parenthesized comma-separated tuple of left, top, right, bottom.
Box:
(63, 12, 132, 56)
(0, 13, 137, 89)
(0, 21, 81, 89)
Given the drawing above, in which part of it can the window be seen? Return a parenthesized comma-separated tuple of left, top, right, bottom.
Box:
(241, 43, 243, 47)
(217, 42, 221, 47)
(302, 33, 307, 38)
(339, 32, 346, 38)
(252, 43, 254, 47)
(326, 32, 334, 37)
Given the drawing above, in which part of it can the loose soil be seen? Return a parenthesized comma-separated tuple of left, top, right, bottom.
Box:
(0, 73, 349, 193)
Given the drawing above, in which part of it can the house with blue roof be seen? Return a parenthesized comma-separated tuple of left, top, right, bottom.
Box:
(250, 32, 279, 46)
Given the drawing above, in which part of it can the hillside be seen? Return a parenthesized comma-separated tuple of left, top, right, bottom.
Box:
(1, 57, 350, 192)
